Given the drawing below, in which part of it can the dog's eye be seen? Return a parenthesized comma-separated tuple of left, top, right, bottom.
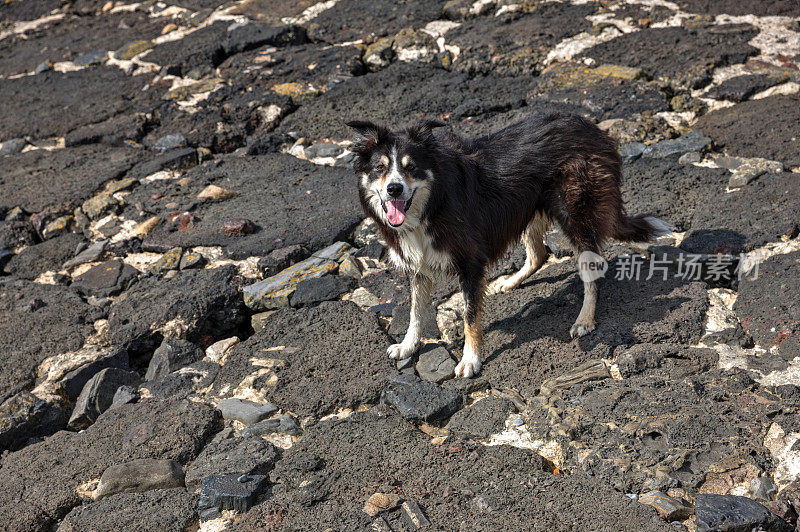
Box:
(405, 162, 415, 172)
(375, 164, 386, 173)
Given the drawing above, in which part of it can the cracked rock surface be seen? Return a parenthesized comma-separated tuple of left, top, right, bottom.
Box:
(1, 0, 799, 530)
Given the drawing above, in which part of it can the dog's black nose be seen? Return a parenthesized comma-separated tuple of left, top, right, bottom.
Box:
(386, 182, 404, 198)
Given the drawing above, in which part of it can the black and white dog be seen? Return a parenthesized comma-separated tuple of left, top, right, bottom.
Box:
(348, 114, 670, 378)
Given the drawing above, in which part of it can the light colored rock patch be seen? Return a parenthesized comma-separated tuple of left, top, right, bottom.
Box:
(545, 26, 623, 64)
(283, 0, 339, 25)
(0, 13, 65, 42)
(753, 81, 800, 99)
(764, 423, 800, 492)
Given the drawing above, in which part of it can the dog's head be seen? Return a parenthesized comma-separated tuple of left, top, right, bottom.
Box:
(347, 119, 445, 231)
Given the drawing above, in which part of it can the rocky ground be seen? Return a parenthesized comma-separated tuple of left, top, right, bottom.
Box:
(1, 0, 799, 530)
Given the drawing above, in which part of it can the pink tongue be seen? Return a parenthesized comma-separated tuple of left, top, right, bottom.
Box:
(386, 200, 406, 226)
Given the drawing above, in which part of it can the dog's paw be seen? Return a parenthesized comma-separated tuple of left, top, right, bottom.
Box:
(487, 275, 516, 295)
(387, 342, 415, 360)
(570, 320, 596, 339)
(455, 355, 482, 378)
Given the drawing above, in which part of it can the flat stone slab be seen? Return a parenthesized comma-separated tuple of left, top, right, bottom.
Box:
(578, 25, 758, 89)
(696, 95, 800, 167)
(184, 433, 279, 491)
(132, 154, 361, 259)
(415, 346, 455, 383)
(243, 242, 350, 310)
(217, 398, 277, 425)
(0, 67, 164, 140)
(0, 11, 163, 77)
(199, 473, 269, 516)
(676, 0, 800, 16)
(237, 410, 671, 530)
(71, 259, 139, 298)
(445, 396, 514, 440)
(735, 251, 800, 361)
(695, 494, 792, 532)
(380, 373, 462, 422)
(95, 458, 185, 499)
(704, 74, 789, 103)
(307, 0, 446, 43)
(277, 62, 534, 141)
(447, 3, 596, 75)
(480, 259, 708, 398)
(5, 232, 84, 280)
(0, 145, 144, 213)
(212, 301, 394, 418)
(0, 279, 93, 404)
(622, 158, 800, 253)
(57, 488, 198, 532)
(220, 42, 363, 93)
(0, 400, 219, 530)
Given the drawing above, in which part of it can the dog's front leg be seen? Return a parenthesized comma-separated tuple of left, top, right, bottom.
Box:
(387, 273, 432, 360)
(455, 264, 485, 378)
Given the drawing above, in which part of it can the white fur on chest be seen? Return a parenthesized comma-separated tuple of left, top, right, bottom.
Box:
(389, 224, 452, 277)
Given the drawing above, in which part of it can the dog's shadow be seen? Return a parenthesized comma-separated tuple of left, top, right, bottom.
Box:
(481, 256, 705, 368)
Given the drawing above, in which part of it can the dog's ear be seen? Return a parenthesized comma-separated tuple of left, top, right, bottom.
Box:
(346, 120, 386, 153)
(406, 119, 446, 146)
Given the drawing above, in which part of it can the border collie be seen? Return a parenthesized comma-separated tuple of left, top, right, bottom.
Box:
(347, 114, 671, 378)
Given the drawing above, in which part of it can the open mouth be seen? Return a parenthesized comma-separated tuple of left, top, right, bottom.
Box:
(381, 191, 415, 227)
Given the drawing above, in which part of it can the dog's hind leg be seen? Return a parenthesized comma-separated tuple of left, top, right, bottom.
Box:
(487, 212, 550, 295)
(571, 275, 598, 338)
(387, 273, 431, 360)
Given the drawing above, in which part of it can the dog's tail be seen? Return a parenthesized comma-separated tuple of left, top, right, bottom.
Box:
(614, 214, 674, 243)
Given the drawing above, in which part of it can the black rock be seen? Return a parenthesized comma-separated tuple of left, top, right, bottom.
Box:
(144, 338, 204, 381)
(129, 147, 198, 178)
(446, 397, 514, 440)
(107, 266, 244, 356)
(73, 50, 107, 67)
(257, 244, 307, 277)
(0, 249, 12, 271)
(63, 239, 108, 269)
(95, 458, 185, 499)
(304, 143, 343, 159)
(217, 398, 277, 426)
(0, 391, 68, 452)
(0, 138, 27, 156)
(58, 488, 198, 531)
(705, 74, 788, 103)
(198, 473, 269, 515)
(695, 494, 792, 532)
(642, 130, 711, 159)
(289, 275, 357, 307)
(184, 434, 280, 491)
(353, 241, 385, 260)
(222, 23, 307, 56)
(245, 133, 295, 155)
(60, 348, 130, 401)
(68, 368, 140, 430)
(5, 232, 85, 280)
(139, 361, 219, 401)
(241, 414, 302, 438)
(152, 134, 187, 153)
(179, 250, 206, 270)
(71, 259, 138, 298)
(110, 385, 139, 409)
(619, 142, 646, 163)
(415, 346, 456, 383)
(380, 373, 462, 423)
